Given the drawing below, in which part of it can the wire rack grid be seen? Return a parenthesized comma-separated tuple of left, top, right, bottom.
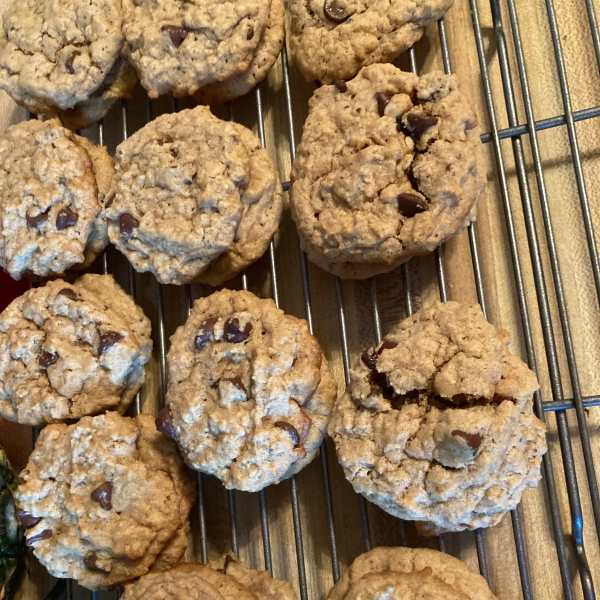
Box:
(43, 0, 600, 598)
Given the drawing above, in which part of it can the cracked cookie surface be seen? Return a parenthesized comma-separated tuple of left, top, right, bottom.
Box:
(164, 289, 337, 491)
(0, 274, 152, 426)
(291, 65, 486, 279)
(328, 301, 547, 533)
(14, 412, 195, 590)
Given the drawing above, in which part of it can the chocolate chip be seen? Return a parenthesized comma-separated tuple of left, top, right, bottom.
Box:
(58, 288, 80, 301)
(194, 317, 218, 351)
(224, 318, 252, 343)
(119, 213, 139, 240)
(361, 348, 378, 370)
(65, 50, 81, 74)
(84, 553, 108, 573)
(451, 430, 483, 453)
(26, 209, 49, 228)
(334, 79, 347, 93)
(377, 339, 398, 353)
(222, 554, 235, 574)
(56, 207, 78, 230)
(246, 25, 254, 40)
(98, 332, 123, 354)
(25, 529, 52, 546)
(156, 406, 177, 440)
(155, 137, 171, 146)
(375, 92, 391, 117)
(323, 0, 350, 23)
(222, 377, 246, 394)
(161, 25, 188, 47)
(91, 482, 113, 511)
(38, 351, 58, 368)
(397, 193, 428, 218)
(369, 369, 401, 403)
(104, 192, 115, 209)
(274, 421, 301, 447)
(406, 113, 439, 136)
(17, 511, 42, 529)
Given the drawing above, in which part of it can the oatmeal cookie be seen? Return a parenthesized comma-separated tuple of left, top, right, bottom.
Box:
(290, 65, 486, 279)
(163, 289, 337, 491)
(0, 274, 152, 426)
(328, 301, 547, 533)
(106, 106, 282, 286)
(14, 412, 196, 590)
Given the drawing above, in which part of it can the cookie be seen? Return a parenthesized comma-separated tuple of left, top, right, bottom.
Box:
(289, 0, 453, 83)
(0, 118, 113, 280)
(193, 0, 285, 105)
(0, 0, 125, 117)
(163, 289, 338, 491)
(328, 301, 547, 533)
(14, 412, 196, 590)
(290, 65, 486, 279)
(328, 546, 497, 600)
(0, 274, 152, 426)
(122, 0, 271, 98)
(106, 106, 283, 286)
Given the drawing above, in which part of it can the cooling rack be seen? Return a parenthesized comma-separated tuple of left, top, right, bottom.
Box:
(17, 0, 598, 598)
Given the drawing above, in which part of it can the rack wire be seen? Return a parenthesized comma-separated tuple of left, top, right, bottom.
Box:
(44, 0, 600, 597)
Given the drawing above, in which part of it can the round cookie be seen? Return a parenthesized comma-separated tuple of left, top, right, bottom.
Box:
(328, 546, 497, 600)
(0, 274, 152, 426)
(163, 289, 338, 491)
(289, 0, 453, 84)
(0, 0, 125, 114)
(290, 65, 486, 279)
(327, 301, 547, 533)
(14, 412, 196, 590)
(122, 0, 271, 98)
(193, 0, 285, 105)
(106, 106, 283, 286)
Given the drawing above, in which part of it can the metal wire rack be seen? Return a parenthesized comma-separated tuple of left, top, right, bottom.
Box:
(40, 0, 600, 598)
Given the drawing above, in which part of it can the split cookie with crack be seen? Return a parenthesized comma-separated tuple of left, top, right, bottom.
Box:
(0, 274, 152, 426)
(161, 289, 338, 491)
(328, 546, 497, 600)
(290, 64, 486, 279)
(14, 411, 196, 590)
(0, 118, 114, 280)
(121, 554, 297, 599)
(106, 106, 283, 286)
(328, 301, 547, 534)
(289, 0, 454, 83)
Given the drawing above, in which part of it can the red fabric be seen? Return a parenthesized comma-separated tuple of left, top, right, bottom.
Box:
(0, 271, 29, 311)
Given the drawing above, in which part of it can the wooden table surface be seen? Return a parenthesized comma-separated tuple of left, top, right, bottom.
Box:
(2, 0, 600, 598)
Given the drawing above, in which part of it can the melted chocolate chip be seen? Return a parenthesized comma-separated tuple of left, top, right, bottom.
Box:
(156, 406, 177, 440)
(84, 553, 108, 573)
(451, 430, 483, 453)
(26, 209, 49, 228)
(98, 332, 123, 354)
(223, 318, 252, 343)
(38, 351, 58, 368)
(155, 137, 171, 146)
(56, 207, 78, 230)
(274, 421, 301, 447)
(246, 25, 254, 40)
(65, 50, 81, 74)
(222, 554, 235, 574)
(369, 370, 401, 403)
(361, 348, 378, 370)
(222, 377, 246, 394)
(323, 0, 350, 23)
(194, 317, 218, 351)
(334, 79, 348, 93)
(406, 113, 439, 137)
(397, 193, 428, 218)
(104, 193, 115, 209)
(25, 529, 52, 546)
(58, 288, 80, 301)
(161, 25, 188, 47)
(375, 92, 391, 117)
(119, 213, 139, 240)
(91, 482, 113, 511)
(377, 339, 398, 353)
(17, 511, 42, 529)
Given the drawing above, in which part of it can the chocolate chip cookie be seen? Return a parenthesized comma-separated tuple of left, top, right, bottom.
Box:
(14, 411, 196, 590)
(122, 0, 272, 98)
(0, 118, 113, 280)
(106, 106, 283, 286)
(290, 65, 486, 279)
(328, 301, 547, 534)
(328, 546, 497, 600)
(289, 0, 454, 83)
(0, 0, 127, 124)
(0, 274, 152, 426)
(193, 0, 285, 105)
(162, 289, 338, 491)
